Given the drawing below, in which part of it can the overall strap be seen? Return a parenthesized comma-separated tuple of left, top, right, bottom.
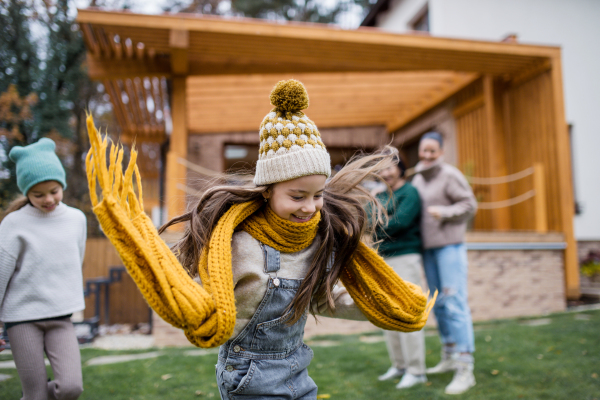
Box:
(262, 243, 281, 273)
(326, 250, 335, 273)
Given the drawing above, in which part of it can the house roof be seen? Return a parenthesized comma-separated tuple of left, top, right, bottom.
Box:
(77, 8, 559, 138)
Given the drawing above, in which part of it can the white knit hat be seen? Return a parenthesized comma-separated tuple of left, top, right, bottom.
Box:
(254, 79, 331, 186)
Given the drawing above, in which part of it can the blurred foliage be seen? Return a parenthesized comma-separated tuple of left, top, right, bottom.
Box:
(580, 250, 600, 278)
(166, 0, 378, 24)
(0, 0, 40, 210)
(0, 0, 107, 236)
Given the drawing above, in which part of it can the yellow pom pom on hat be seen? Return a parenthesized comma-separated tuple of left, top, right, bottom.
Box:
(254, 79, 331, 186)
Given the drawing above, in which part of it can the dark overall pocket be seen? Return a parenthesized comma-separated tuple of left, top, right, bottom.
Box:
(219, 358, 256, 396)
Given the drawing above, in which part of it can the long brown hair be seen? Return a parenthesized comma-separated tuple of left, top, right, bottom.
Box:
(160, 148, 398, 325)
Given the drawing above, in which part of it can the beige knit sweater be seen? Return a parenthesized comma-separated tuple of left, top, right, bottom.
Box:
(225, 231, 366, 338)
(411, 159, 477, 249)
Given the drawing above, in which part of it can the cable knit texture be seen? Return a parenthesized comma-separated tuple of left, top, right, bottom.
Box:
(254, 79, 331, 185)
(0, 203, 86, 322)
(85, 115, 435, 348)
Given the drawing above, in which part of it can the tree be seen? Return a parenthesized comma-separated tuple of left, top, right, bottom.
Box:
(34, 0, 96, 218)
(0, 0, 105, 235)
(0, 0, 40, 209)
(231, 0, 361, 24)
(168, 0, 377, 25)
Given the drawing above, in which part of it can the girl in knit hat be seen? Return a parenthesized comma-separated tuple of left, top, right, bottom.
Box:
(84, 79, 435, 399)
(0, 138, 86, 399)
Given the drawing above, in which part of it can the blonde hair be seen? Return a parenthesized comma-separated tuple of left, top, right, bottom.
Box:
(160, 148, 398, 324)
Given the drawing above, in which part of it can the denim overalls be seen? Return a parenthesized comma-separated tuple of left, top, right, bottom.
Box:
(216, 243, 318, 399)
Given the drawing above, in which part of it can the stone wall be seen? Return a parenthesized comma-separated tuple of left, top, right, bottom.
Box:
(466, 249, 565, 321)
(152, 248, 567, 347)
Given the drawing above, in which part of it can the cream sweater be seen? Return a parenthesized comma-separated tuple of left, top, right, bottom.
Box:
(412, 159, 477, 249)
(0, 203, 86, 322)
(228, 231, 366, 337)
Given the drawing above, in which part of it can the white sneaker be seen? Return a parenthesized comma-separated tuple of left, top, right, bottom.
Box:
(396, 373, 427, 389)
(378, 366, 404, 381)
(445, 362, 476, 395)
(426, 358, 456, 374)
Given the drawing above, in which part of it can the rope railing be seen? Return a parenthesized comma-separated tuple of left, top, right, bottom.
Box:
(467, 167, 534, 185)
(476, 190, 535, 209)
(470, 166, 537, 209)
(468, 163, 547, 233)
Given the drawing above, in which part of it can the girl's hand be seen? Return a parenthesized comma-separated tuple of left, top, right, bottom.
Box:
(0, 339, 6, 352)
(427, 206, 443, 220)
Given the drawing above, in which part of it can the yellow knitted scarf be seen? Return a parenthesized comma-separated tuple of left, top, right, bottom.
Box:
(85, 115, 435, 349)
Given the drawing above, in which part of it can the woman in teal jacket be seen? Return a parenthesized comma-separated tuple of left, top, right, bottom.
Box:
(374, 152, 427, 390)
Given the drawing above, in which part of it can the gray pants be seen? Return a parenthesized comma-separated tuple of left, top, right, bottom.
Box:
(383, 253, 426, 375)
(7, 318, 83, 400)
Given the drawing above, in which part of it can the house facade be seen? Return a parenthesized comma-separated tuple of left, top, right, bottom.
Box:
(77, 8, 577, 345)
(363, 0, 600, 258)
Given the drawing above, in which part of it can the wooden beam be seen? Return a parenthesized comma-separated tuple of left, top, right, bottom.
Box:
(509, 59, 552, 87)
(483, 75, 511, 231)
(170, 30, 189, 75)
(165, 77, 188, 229)
(387, 73, 479, 132)
(169, 29, 189, 48)
(85, 53, 171, 80)
(453, 94, 484, 118)
(76, 9, 559, 59)
(549, 54, 579, 299)
(81, 23, 101, 57)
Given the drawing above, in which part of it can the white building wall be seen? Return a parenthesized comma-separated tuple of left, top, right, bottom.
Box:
(375, 0, 600, 240)
(376, 0, 429, 30)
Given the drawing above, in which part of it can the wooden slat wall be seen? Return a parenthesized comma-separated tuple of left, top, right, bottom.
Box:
(83, 239, 150, 325)
(456, 105, 493, 230)
(504, 71, 561, 231)
(454, 81, 494, 230)
(453, 72, 560, 232)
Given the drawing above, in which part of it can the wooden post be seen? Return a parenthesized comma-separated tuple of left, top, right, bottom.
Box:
(165, 77, 188, 226)
(550, 53, 579, 299)
(533, 163, 548, 234)
(165, 30, 189, 229)
(483, 75, 511, 231)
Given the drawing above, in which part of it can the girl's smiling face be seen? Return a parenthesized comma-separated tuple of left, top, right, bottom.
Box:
(27, 180, 63, 213)
(265, 175, 326, 223)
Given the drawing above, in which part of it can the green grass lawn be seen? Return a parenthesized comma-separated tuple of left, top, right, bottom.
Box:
(1, 309, 599, 399)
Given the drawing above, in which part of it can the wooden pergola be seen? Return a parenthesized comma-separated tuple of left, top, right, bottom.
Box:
(77, 9, 578, 298)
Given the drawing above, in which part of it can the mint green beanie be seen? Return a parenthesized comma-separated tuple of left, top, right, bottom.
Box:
(8, 138, 67, 195)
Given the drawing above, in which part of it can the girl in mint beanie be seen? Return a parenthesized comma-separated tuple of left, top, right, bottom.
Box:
(0, 137, 86, 399)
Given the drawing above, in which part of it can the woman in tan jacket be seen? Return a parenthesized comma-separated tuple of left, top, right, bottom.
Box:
(412, 132, 478, 395)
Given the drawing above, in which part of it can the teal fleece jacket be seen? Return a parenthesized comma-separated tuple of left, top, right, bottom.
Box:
(375, 182, 422, 257)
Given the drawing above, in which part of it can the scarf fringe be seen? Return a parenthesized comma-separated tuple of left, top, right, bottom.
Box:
(86, 115, 231, 348)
